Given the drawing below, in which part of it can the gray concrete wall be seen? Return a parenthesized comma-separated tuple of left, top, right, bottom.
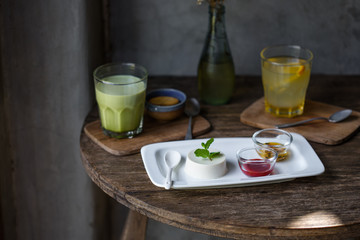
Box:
(1, 1, 359, 240)
(109, 0, 360, 76)
(1, 0, 108, 239)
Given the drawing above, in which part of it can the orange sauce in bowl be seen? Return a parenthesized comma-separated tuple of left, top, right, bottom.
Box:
(258, 142, 288, 161)
(149, 96, 179, 106)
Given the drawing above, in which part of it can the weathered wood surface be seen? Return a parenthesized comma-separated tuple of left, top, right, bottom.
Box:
(240, 98, 360, 145)
(84, 115, 211, 156)
(80, 76, 360, 239)
(120, 210, 148, 240)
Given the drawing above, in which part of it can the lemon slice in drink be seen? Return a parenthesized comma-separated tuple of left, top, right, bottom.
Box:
(282, 64, 305, 75)
(265, 57, 304, 74)
(282, 64, 305, 83)
(265, 57, 306, 83)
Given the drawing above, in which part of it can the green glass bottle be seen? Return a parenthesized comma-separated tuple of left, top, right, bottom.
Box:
(197, 2, 235, 105)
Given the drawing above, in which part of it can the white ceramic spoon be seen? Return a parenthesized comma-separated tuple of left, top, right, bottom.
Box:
(164, 150, 181, 190)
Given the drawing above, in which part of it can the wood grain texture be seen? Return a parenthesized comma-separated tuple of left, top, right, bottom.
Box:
(80, 76, 360, 239)
(240, 98, 360, 145)
(84, 115, 211, 156)
(120, 210, 148, 240)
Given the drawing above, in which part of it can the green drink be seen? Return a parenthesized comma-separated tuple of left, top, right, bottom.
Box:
(93, 63, 148, 138)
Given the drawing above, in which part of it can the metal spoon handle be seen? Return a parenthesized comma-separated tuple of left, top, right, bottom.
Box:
(185, 116, 193, 140)
(276, 117, 328, 128)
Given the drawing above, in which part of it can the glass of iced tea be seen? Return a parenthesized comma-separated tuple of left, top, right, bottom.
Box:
(260, 45, 313, 118)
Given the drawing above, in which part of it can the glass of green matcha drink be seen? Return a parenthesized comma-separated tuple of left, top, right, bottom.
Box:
(93, 63, 148, 138)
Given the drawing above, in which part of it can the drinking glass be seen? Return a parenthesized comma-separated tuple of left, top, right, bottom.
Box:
(260, 45, 313, 117)
(93, 63, 148, 138)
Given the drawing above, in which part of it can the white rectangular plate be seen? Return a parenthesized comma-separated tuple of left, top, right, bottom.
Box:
(140, 133, 325, 189)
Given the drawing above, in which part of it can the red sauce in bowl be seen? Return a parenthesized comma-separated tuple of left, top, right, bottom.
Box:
(239, 159, 273, 177)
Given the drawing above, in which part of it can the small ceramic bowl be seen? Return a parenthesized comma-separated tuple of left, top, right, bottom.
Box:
(146, 88, 187, 121)
(237, 147, 278, 177)
(252, 128, 293, 161)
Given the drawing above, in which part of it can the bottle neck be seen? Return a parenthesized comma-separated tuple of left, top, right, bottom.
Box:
(208, 4, 226, 38)
(200, 3, 233, 64)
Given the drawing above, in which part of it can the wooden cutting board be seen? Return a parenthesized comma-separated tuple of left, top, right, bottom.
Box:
(84, 115, 211, 156)
(240, 98, 360, 145)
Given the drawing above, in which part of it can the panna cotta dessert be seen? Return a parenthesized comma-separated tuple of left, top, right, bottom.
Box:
(184, 148, 227, 179)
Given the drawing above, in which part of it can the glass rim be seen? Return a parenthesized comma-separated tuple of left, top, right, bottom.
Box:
(236, 147, 278, 162)
(260, 45, 313, 66)
(252, 128, 293, 147)
(93, 62, 148, 86)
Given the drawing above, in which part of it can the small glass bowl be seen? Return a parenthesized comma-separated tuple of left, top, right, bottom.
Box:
(252, 128, 293, 161)
(237, 147, 278, 177)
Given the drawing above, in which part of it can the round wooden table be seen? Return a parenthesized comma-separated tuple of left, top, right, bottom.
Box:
(80, 76, 360, 239)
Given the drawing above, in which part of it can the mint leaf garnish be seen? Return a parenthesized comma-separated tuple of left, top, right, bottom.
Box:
(194, 138, 220, 161)
(194, 149, 209, 158)
(209, 151, 220, 159)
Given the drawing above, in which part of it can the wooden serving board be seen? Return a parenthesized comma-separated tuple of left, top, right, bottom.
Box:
(240, 98, 360, 145)
(84, 115, 211, 156)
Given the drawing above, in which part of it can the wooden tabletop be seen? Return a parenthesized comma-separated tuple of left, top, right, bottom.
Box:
(80, 76, 360, 239)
